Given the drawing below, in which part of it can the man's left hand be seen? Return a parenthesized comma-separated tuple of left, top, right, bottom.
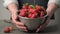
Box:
(36, 17, 50, 32)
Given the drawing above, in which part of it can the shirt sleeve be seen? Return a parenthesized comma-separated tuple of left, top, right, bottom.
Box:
(48, 0, 60, 7)
(3, 0, 18, 8)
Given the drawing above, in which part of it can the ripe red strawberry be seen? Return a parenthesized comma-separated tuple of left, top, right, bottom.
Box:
(28, 13, 32, 18)
(19, 12, 26, 17)
(28, 5, 32, 9)
(19, 9, 27, 13)
(28, 5, 34, 9)
(31, 12, 38, 18)
(31, 14, 36, 18)
(22, 3, 29, 9)
(35, 5, 42, 11)
(23, 9, 28, 12)
(22, 5, 28, 9)
(29, 9, 33, 13)
(40, 11, 44, 17)
(40, 7, 47, 15)
(29, 9, 37, 14)
(4, 28, 10, 33)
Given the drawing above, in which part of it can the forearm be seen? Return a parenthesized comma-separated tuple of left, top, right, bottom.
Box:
(8, 3, 18, 15)
(3, 0, 18, 15)
(47, 0, 60, 18)
(46, 3, 58, 18)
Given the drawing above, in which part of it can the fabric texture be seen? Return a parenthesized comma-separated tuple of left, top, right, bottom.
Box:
(3, 0, 60, 8)
(3, 0, 18, 8)
(48, 0, 60, 7)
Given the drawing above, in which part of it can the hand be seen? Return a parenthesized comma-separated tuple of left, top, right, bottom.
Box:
(11, 14, 27, 32)
(36, 16, 50, 32)
(36, 9, 53, 32)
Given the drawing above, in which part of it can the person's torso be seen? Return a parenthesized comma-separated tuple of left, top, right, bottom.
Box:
(18, 0, 49, 9)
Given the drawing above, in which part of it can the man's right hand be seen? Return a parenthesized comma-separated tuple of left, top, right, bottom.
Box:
(6, 3, 28, 32)
(11, 14, 27, 32)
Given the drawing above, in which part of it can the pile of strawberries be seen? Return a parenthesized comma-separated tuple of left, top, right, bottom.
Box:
(19, 3, 47, 18)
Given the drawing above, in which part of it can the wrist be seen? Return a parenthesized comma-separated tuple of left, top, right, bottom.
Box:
(46, 9, 52, 15)
(46, 10, 54, 19)
(11, 9, 18, 14)
(11, 12, 17, 20)
(47, 3, 58, 15)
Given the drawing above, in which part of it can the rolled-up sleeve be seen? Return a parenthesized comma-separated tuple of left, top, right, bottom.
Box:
(48, 0, 60, 7)
(3, 0, 18, 8)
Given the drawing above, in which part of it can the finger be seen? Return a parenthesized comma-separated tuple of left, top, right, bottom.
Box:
(36, 20, 48, 33)
(16, 25, 26, 29)
(36, 26, 41, 33)
(36, 19, 49, 33)
(16, 25, 27, 32)
(36, 16, 50, 33)
(13, 20, 24, 26)
(36, 28, 40, 32)
(17, 26, 27, 32)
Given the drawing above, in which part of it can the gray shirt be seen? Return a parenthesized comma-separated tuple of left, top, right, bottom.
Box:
(3, 0, 60, 8)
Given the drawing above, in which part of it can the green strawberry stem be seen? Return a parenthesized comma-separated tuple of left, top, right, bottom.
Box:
(23, 3, 29, 6)
(29, 5, 35, 9)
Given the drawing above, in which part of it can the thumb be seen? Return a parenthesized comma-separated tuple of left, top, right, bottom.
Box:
(36, 26, 41, 33)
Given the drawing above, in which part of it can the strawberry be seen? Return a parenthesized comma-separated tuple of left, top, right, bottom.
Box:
(28, 13, 32, 18)
(29, 9, 37, 14)
(19, 9, 27, 13)
(28, 5, 35, 9)
(31, 14, 36, 18)
(40, 11, 44, 17)
(19, 9, 29, 17)
(31, 12, 38, 18)
(4, 28, 10, 33)
(22, 3, 29, 9)
(22, 6, 28, 9)
(28, 5, 32, 9)
(35, 5, 42, 11)
(29, 9, 33, 13)
(19, 12, 26, 17)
